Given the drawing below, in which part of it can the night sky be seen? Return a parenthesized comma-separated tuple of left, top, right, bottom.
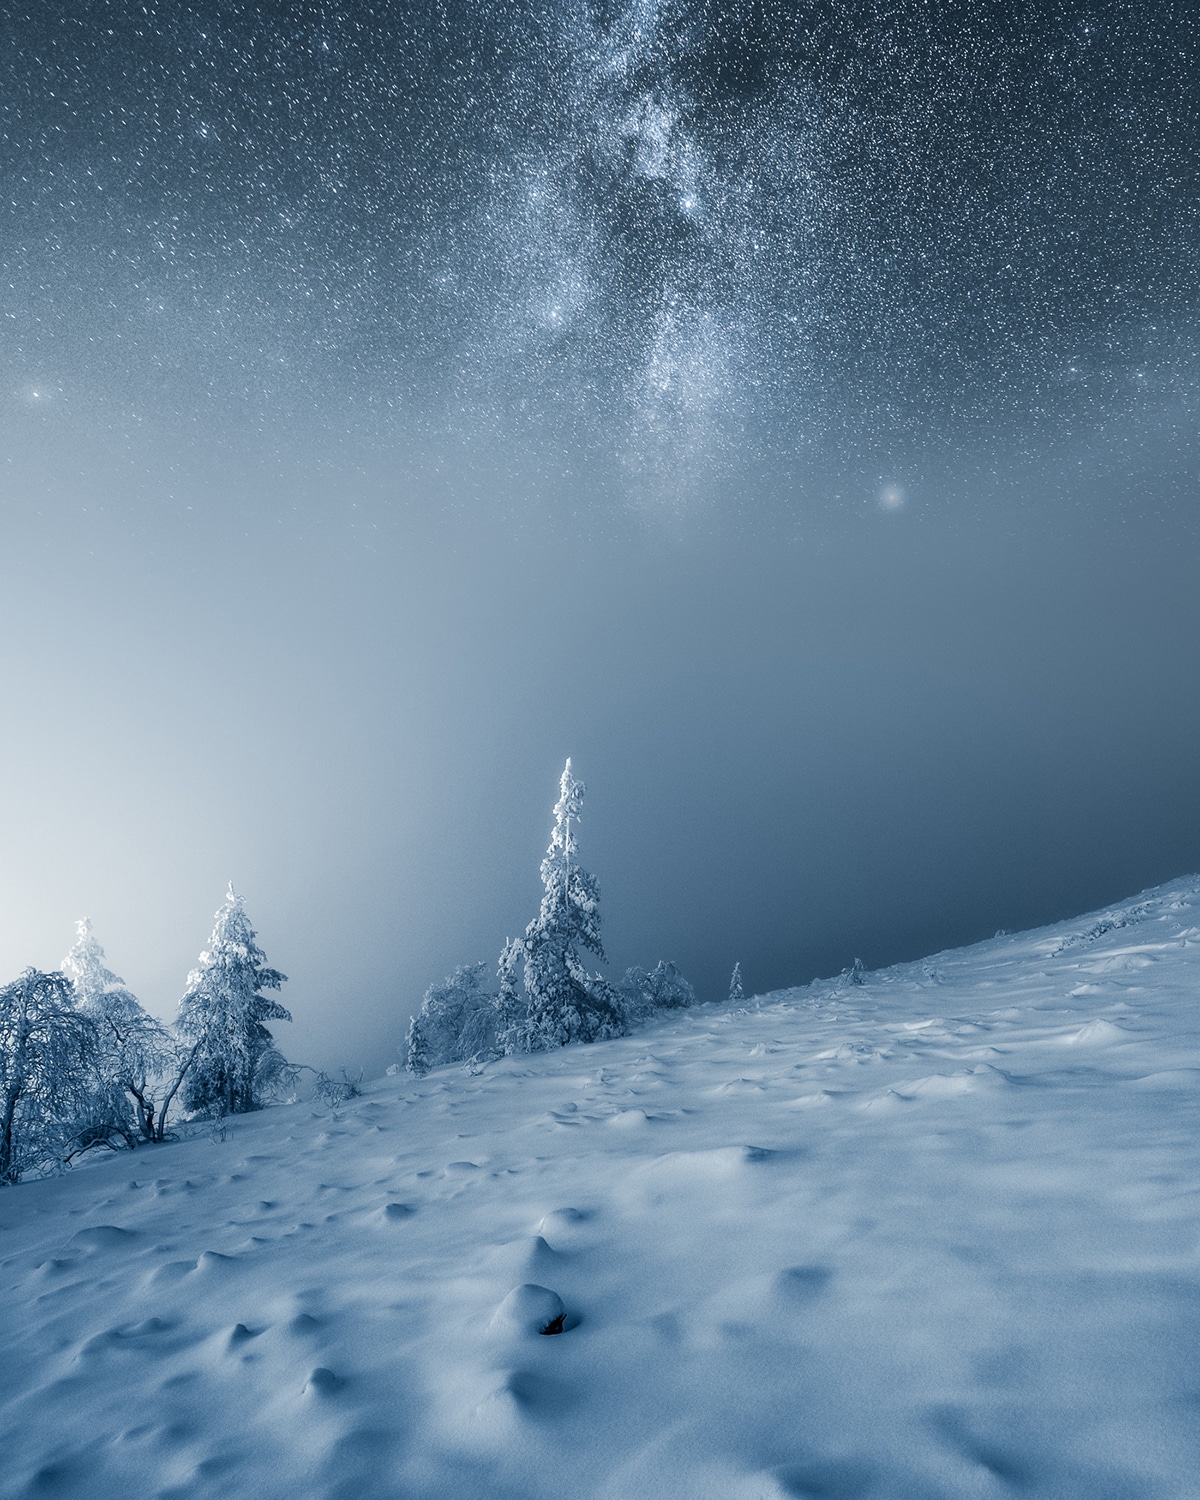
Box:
(4, 0, 1199, 1074)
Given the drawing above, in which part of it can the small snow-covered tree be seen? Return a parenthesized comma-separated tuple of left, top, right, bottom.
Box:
(176, 887, 291, 1118)
(311, 1066, 364, 1105)
(644, 959, 695, 1012)
(62, 918, 125, 1008)
(613, 967, 654, 1028)
(502, 759, 622, 1052)
(404, 1010, 432, 1078)
(728, 962, 744, 1006)
(406, 962, 499, 1075)
(615, 960, 696, 1027)
(648, 960, 694, 1011)
(494, 937, 526, 1054)
(62, 919, 179, 1146)
(0, 969, 97, 1184)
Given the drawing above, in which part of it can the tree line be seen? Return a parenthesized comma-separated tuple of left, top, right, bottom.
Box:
(2, 759, 741, 1182)
(0, 889, 292, 1184)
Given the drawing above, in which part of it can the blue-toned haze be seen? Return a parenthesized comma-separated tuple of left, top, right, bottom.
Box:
(2, 0, 1198, 1073)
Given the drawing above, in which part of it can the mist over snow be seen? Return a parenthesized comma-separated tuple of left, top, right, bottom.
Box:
(4, 879, 1200, 1497)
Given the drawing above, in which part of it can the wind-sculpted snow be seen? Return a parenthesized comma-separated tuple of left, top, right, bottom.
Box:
(4, 877, 1200, 1497)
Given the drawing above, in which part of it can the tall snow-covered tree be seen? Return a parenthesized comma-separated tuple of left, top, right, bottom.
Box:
(503, 759, 622, 1052)
(728, 962, 744, 1006)
(0, 969, 96, 1184)
(176, 887, 291, 1117)
(62, 919, 180, 1146)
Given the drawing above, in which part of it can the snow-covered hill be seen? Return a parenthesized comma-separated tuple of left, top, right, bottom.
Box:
(5, 879, 1200, 1499)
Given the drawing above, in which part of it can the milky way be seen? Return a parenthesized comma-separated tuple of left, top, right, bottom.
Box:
(4, 0, 1199, 491)
(4, 0, 1200, 1076)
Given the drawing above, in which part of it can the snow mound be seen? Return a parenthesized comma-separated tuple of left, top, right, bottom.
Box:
(889, 1064, 1012, 1100)
(489, 1283, 568, 1337)
(535, 1206, 589, 1242)
(66, 1224, 141, 1253)
(376, 1201, 415, 1223)
(1062, 1018, 1131, 1045)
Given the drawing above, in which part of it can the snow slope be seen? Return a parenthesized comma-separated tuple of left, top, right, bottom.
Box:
(5, 878, 1200, 1499)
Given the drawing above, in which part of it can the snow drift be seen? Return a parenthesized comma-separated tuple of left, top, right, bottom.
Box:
(4, 878, 1200, 1498)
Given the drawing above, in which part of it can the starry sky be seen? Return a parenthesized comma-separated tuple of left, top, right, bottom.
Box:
(3, 0, 1200, 1073)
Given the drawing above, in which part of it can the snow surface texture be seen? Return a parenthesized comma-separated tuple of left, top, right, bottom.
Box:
(5, 879, 1200, 1499)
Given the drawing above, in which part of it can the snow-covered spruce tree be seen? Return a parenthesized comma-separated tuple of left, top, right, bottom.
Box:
(728, 962, 744, 1006)
(405, 962, 499, 1075)
(176, 887, 291, 1118)
(493, 937, 526, 1054)
(502, 759, 622, 1053)
(0, 969, 97, 1184)
(62, 919, 179, 1146)
(62, 918, 132, 1013)
(404, 1010, 431, 1078)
